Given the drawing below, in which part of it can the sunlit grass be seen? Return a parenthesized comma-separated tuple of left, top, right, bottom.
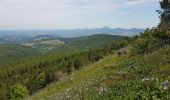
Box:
(28, 46, 170, 100)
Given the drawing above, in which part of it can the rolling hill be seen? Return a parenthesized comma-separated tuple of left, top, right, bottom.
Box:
(0, 34, 125, 64)
(21, 34, 126, 53)
(52, 34, 125, 50)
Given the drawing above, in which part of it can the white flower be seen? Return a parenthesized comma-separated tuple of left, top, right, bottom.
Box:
(142, 77, 155, 82)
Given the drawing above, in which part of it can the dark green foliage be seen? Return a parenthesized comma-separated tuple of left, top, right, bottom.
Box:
(157, 0, 170, 22)
(64, 34, 125, 49)
(156, 0, 170, 44)
(130, 28, 170, 55)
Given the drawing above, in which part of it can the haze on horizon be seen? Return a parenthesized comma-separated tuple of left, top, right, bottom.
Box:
(0, 0, 160, 30)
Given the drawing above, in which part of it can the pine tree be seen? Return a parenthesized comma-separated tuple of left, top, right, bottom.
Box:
(157, 0, 170, 43)
(158, 0, 170, 23)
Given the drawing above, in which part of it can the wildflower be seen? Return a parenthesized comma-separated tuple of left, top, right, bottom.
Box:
(76, 93, 79, 97)
(116, 71, 127, 76)
(142, 77, 155, 82)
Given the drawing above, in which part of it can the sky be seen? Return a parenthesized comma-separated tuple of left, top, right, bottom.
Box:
(0, 0, 160, 30)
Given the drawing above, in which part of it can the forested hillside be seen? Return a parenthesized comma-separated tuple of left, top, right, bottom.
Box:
(0, 38, 128, 99)
(0, 34, 125, 64)
(0, 44, 39, 64)
(52, 34, 125, 51)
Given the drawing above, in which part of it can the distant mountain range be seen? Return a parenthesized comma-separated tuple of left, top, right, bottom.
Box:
(52, 27, 144, 37)
(0, 27, 144, 44)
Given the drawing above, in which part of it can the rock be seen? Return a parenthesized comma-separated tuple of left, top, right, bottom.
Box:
(161, 80, 169, 90)
(116, 49, 128, 57)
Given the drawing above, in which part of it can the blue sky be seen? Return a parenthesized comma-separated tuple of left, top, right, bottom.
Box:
(0, 0, 160, 30)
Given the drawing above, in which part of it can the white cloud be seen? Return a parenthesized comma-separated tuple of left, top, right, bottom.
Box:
(0, 0, 159, 29)
(0, 0, 158, 14)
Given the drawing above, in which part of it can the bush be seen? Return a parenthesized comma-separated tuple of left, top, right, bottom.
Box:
(35, 73, 46, 89)
(9, 84, 29, 100)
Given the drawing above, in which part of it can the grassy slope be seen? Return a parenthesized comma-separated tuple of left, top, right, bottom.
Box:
(27, 54, 118, 100)
(28, 46, 170, 100)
